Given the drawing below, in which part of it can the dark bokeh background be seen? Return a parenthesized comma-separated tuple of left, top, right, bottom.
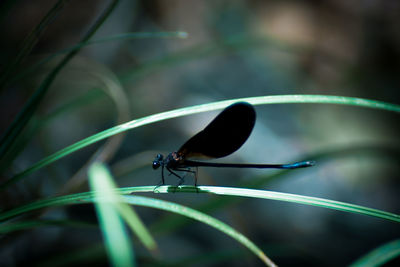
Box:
(0, 0, 399, 266)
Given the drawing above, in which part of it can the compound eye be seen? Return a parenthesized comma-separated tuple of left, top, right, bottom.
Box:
(152, 161, 160, 170)
(156, 154, 163, 161)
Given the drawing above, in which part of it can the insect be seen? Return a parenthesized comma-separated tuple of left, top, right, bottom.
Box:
(152, 102, 314, 186)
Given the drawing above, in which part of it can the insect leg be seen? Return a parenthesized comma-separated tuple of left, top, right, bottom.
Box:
(161, 165, 165, 185)
(166, 167, 185, 186)
(195, 167, 198, 188)
(174, 167, 198, 190)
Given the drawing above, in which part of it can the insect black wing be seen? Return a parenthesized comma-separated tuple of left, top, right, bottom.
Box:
(178, 102, 256, 159)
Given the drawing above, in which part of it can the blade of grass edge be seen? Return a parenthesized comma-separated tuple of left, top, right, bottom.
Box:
(89, 162, 157, 253)
(349, 239, 400, 267)
(0, 0, 69, 88)
(3, 183, 400, 265)
(150, 145, 400, 234)
(2, 94, 399, 191)
(88, 162, 135, 267)
(121, 195, 276, 267)
(0, 187, 276, 266)
(0, 0, 120, 162)
(0, 186, 399, 225)
(165, 186, 400, 223)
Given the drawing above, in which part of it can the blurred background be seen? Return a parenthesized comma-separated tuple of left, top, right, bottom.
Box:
(0, 0, 399, 266)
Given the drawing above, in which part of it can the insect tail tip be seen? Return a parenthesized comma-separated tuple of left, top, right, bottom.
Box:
(305, 160, 316, 167)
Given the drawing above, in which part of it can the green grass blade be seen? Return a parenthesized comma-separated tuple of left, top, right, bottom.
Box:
(121, 195, 276, 267)
(116, 203, 158, 253)
(350, 239, 400, 267)
(151, 145, 400, 234)
(0, 186, 398, 225)
(2, 95, 399, 190)
(139, 186, 399, 224)
(1, 184, 399, 265)
(92, 163, 158, 252)
(0, 0, 120, 162)
(0, 89, 105, 172)
(158, 186, 400, 223)
(0, 188, 275, 266)
(0, 0, 69, 88)
(89, 162, 157, 253)
(88, 162, 135, 267)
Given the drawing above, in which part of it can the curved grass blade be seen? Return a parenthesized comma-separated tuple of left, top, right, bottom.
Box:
(0, 0, 69, 88)
(89, 162, 157, 253)
(1, 183, 398, 265)
(350, 239, 400, 267)
(121, 195, 276, 267)
(0, 188, 276, 266)
(151, 144, 400, 234)
(160, 186, 400, 223)
(88, 162, 135, 267)
(0, 89, 105, 173)
(0, 186, 399, 224)
(2, 95, 399, 190)
(0, 0, 120, 162)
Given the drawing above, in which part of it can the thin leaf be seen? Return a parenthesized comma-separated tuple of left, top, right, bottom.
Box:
(121, 195, 276, 266)
(0, 186, 399, 225)
(88, 162, 135, 267)
(350, 239, 400, 267)
(150, 145, 400, 234)
(0, 0, 120, 162)
(2, 95, 399, 190)
(159, 186, 400, 223)
(0, 0, 70, 88)
(0, 187, 277, 266)
(89, 162, 157, 253)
